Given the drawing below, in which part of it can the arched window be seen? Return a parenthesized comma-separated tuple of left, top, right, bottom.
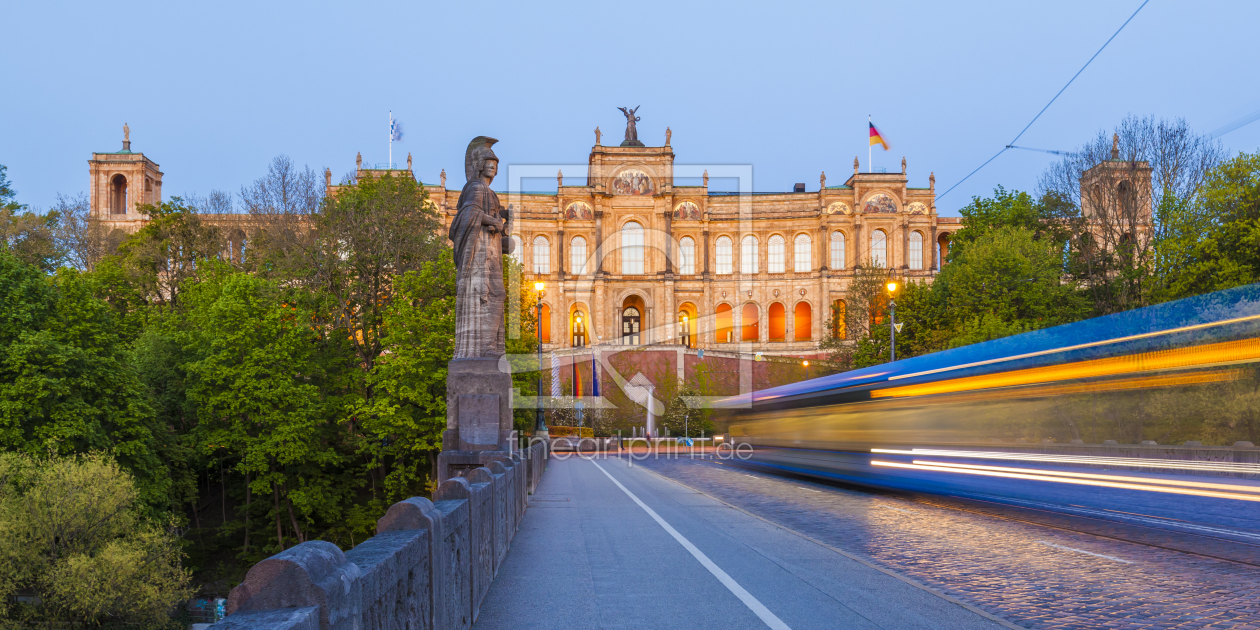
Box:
(794, 234, 812, 273)
(831, 300, 846, 340)
(741, 303, 760, 342)
(871, 229, 888, 268)
(741, 235, 758, 274)
(715, 304, 733, 343)
(767, 235, 785, 273)
(571, 311, 587, 347)
(622, 306, 641, 344)
(510, 235, 523, 263)
(678, 304, 697, 348)
(110, 175, 128, 215)
(794, 302, 812, 341)
(539, 303, 551, 344)
(570, 235, 587, 275)
(908, 231, 923, 270)
(830, 231, 845, 269)
(768, 303, 786, 342)
(622, 221, 644, 275)
(715, 236, 733, 275)
(532, 235, 550, 274)
(678, 236, 696, 275)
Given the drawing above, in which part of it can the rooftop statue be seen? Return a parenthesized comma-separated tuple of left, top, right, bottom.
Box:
(449, 136, 513, 359)
(618, 106, 643, 147)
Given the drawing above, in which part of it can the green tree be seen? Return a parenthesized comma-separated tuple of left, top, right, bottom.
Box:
(1156, 151, 1260, 300)
(935, 226, 1086, 345)
(0, 252, 174, 511)
(115, 198, 226, 311)
(355, 251, 457, 504)
(949, 185, 1075, 260)
(0, 452, 193, 629)
(178, 269, 350, 552)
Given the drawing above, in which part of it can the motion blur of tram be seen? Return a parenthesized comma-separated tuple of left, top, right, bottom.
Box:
(715, 283, 1260, 531)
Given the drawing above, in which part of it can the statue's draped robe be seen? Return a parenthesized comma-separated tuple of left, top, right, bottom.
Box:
(450, 180, 510, 358)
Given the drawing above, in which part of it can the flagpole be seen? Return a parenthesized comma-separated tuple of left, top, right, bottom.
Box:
(868, 114, 872, 174)
(389, 111, 392, 167)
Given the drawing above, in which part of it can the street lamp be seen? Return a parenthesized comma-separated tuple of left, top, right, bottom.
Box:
(802, 359, 810, 380)
(886, 281, 898, 362)
(534, 282, 547, 435)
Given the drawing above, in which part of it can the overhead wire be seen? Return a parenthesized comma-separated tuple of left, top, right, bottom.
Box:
(937, 0, 1151, 201)
(1210, 106, 1260, 139)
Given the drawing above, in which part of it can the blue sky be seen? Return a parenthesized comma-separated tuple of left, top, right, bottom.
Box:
(3, 0, 1259, 215)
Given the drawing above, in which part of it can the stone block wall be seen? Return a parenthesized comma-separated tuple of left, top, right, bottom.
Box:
(209, 443, 546, 630)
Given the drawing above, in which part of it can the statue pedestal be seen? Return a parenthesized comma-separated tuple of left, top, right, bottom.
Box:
(437, 358, 516, 482)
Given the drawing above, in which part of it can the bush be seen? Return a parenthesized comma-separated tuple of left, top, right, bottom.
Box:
(0, 452, 193, 628)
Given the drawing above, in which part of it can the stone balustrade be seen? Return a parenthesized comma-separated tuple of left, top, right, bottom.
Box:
(210, 441, 547, 630)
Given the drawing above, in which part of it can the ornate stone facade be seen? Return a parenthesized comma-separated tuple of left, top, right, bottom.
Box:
(418, 138, 960, 357)
(88, 126, 962, 357)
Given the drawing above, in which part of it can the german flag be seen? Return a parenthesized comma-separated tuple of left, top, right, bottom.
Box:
(869, 121, 890, 150)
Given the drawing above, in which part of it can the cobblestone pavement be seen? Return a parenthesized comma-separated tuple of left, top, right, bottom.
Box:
(627, 455, 1260, 630)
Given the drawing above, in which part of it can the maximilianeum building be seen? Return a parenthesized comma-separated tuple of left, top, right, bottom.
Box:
(89, 126, 961, 359)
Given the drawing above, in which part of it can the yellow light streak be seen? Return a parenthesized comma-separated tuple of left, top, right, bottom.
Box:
(871, 448, 1260, 474)
(890, 313, 1260, 382)
(870, 460, 1260, 503)
(909, 460, 1260, 494)
(872, 337, 1260, 399)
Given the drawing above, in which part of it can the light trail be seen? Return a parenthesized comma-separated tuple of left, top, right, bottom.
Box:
(874, 337, 1260, 399)
(887, 313, 1260, 382)
(871, 448, 1260, 475)
(870, 460, 1260, 503)
(908, 460, 1260, 494)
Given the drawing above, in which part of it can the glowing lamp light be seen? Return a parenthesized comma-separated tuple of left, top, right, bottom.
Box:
(534, 281, 545, 292)
(802, 360, 810, 367)
(886, 281, 898, 293)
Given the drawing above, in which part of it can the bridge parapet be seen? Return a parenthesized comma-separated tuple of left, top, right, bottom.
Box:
(210, 440, 547, 630)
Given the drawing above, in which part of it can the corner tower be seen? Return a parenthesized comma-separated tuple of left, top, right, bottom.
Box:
(89, 124, 163, 233)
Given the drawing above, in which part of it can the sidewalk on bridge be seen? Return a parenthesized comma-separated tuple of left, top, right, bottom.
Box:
(472, 455, 1013, 630)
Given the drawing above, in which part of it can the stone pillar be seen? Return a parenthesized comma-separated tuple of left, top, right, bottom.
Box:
(594, 211, 605, 274)
(557, 229, 565, 280)
(901, 220, 910, 270)
(438, 358, 515, 482)
(702, 230, 711, 275)
(664, 211, 674, 274)
(930, 224, 939, 271)
(852, 221, 862, 268)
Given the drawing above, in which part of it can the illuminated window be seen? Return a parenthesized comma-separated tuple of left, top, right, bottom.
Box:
(909, 231, 923, 270)
(794, 302, 812, 341)
(768, 303, 786, 342)
(716, 303, 733, 342)
(539, 303, 551, 343)
(794, 233, 812, 272)
(830, 231, 845, 269)
(871, 229, 887, 267)
(622, 221, 644, 275)
(832, 300, 846, 340)
(741, 303, 759, 341)
(570, 235, 587, 274)
(741, 235, 758, 274)
(571, 311, 587, 347)
(679, 236, 696, 275)
(532, 235, 550, 274)
(716, 236, 733, 275)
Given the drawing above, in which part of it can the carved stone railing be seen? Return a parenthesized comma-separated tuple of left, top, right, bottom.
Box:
(210, 441, 547, 630)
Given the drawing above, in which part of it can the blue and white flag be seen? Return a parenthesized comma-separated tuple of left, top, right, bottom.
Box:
(390, 113, 403, 142)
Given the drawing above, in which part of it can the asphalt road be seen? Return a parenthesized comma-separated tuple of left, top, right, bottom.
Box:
(472, 455, 1009, 630)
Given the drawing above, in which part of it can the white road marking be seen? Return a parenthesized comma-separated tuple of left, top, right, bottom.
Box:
(1036, 541, 1132, 564)
(877, 505, 913, 514)
(797, 487, 821, 493)
(590, 460, 792, 630)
